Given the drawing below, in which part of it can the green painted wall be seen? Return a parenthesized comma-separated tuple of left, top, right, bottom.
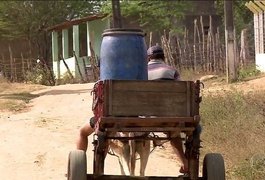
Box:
(88, 18, 110, 58)
(52, 17, 110, 80)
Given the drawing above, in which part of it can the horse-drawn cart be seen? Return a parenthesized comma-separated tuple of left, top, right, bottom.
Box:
(67, 79, 225, 180)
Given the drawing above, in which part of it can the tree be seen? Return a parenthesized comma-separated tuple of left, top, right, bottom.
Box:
(0, 1, 102, 62)
(215, 0, 253, 38)
(101, 0, 190, 33)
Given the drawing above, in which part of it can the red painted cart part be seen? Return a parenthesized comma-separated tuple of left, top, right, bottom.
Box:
(91, 81, 104, 132)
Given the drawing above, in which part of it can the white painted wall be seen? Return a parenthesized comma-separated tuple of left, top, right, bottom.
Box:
(52, 17, 110, 80)
(256, 53, 265, 72)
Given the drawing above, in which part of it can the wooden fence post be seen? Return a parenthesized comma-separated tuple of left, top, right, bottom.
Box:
(73, 51, 84, 83)
(193, 19, 197, 71)
(14, 58, 17, 81)
(1, 53, 6, 78)
(60, 55, 74, 80)
(200, 16, 206, 71)
(8, 45, 13, 81)
(184, 27, 188, 69)
(240, 29, 250, 67)
(195, 18, 203, 71)
(149, 32, 153, 48)
(209, 15, 216, 72)
(176, 36, 183, 71)
(82, 57, 89, 82)
(224, 1, 237, 83)
(89, 42, 99, 81)
(21, 53, 25, 79)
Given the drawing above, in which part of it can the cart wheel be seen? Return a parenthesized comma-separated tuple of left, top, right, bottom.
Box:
(203, 153, 225, 180)
(67, 150, 87, 180)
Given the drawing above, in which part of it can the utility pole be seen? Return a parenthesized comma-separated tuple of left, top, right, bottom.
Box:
(112, 0, 122, 28)
(224, 1, 237, 83)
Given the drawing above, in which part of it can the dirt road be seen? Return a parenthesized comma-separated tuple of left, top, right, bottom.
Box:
(0, 83, 182, 180)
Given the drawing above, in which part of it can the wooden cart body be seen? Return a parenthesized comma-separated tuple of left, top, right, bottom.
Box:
(91, 80, 201, 179)
(68, 80, 225, 180)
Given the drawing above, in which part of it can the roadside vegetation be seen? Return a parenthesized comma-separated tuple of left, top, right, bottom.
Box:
(200, 74, 265, 180)
(177, 66, 265, 179)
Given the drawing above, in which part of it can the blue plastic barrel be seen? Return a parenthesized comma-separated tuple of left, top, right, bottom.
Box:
(100, 29, 147, 80)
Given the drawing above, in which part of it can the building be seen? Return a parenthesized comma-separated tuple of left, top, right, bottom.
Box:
(46, 14, 110, 81)
(246, 1, 265, 72)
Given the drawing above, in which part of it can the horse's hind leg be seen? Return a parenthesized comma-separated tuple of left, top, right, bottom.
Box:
(129, 133, 136, 176)
(120, 143, 131, 175)
(109, 140, 130, 175)
(138, 140, 151, 176)
(129, 138, 136, 176)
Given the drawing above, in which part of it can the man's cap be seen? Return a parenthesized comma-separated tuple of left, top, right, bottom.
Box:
(147, 45, 164, 56)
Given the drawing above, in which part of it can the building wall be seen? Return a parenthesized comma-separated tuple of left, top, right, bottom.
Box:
(89, 18, 110, 57)
(53, 18, 110, 80)
(256, 54, 265, 72)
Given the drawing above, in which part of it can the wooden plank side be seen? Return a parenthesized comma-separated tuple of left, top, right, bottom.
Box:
(191, 81, 200, 116)
(112, 80, 190, 93)
(108, 80, 113, 116)
(111, 91, 188, 116)
(105, 127, 195, 132)
(86, 174, 194, 179)
(103, 80, 197, 117)
(186, 82, 191, 116)
(101, 117, 195, 123)
(103, 81, 109, 116)
(191, 82, 195, 116)
(99, 117, 197, 128)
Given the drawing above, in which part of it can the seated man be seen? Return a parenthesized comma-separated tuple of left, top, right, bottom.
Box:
(147, 45, 188, 173)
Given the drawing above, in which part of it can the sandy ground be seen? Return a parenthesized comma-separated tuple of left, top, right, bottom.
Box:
(0, 83, 182, 180)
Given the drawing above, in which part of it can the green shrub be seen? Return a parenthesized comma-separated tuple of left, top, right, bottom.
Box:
(25, 64, 55, 86)
(59, 72, 75, 85)
(238, 65, 261, 81)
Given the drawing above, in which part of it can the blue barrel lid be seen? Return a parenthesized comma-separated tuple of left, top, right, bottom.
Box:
(102, 28, 145, 37)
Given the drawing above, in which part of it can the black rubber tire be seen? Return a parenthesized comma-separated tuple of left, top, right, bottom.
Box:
(203, 153, 225, 180)
(67, 150, 87, 180)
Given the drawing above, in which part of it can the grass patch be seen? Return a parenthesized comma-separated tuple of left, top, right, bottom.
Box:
(0, 99, 27, 112)
(232, 154, 265, 180)
(200, 90, 265, 179)
(238, 65, 262, 81)
(0, 93, 39, 112)
(0, 76, 45, 94)
(0, 78, 45, 112)
(180, 68, 212, 81)
(0, 92, 39, 103)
